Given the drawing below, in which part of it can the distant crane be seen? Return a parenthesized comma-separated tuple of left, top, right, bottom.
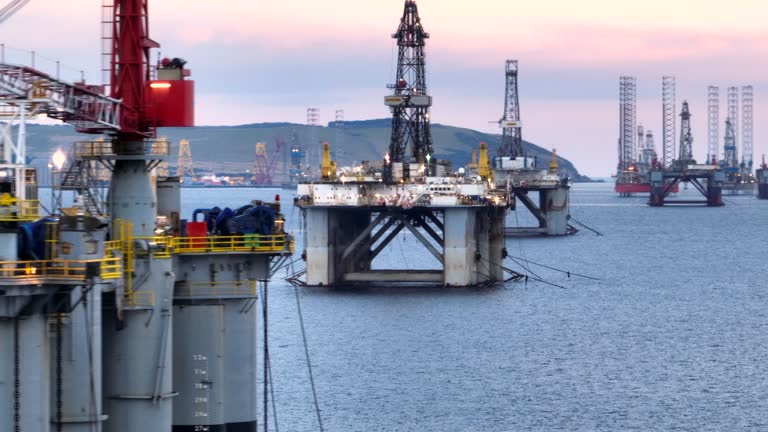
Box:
(252, 137, 285, 185)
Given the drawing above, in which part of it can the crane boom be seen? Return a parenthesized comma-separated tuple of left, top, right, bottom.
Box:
(0, 0, 30, 25)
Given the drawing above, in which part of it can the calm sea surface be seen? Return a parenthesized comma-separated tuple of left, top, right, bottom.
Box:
(94, 183, 768, 430)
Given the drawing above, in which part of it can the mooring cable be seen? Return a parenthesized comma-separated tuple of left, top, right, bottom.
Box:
(505, 256, 567, 289)
(568, 215, 604, 236)
(293, 286, 325, 432)
(506, 254, 600, 281)
(266, 352, 280, 432)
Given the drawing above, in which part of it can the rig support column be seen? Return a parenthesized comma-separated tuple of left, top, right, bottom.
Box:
(444, 208, 477, 286)
(0, 226, 51, 432)
(540, 187, 569, 235)
(103, 144, 176, 432)
(51, 216, 109, 432)
(305, 207, 333, 286)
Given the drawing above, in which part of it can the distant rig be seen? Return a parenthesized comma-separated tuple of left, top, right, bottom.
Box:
(292, 0, 573, 288)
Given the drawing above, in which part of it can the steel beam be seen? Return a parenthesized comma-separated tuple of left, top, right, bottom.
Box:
(398, 214, 443, 263)
(370, 222, 406, 260)
(515, 192, 547, 226)
(340, 212, 386, 262)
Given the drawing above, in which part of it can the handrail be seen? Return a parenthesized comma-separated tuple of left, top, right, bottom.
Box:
(0, 257, 122, 281)
(172, 234, 293, 254)
(175, 280, 258, 298)
(0, 197, 39, 222)
(73, 139, 170, 158)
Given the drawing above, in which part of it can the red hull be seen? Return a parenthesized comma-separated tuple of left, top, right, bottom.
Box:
(615, 182, 680, 194)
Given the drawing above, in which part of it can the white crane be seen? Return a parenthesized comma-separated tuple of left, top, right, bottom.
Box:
(0, 0, 31, 25)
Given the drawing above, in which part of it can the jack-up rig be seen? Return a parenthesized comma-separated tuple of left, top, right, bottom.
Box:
(494, 60, 573, 236)
(706, 85, 756, 195)
(295, 0, 517, 287)
(614, 76, 679, 196)
(0, 1, 292, 431)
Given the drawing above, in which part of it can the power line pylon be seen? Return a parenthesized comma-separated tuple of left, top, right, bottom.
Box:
(707, 86, 720, 164)
(499, 60, 524, 160)
(385, 0, 433, 181)
(176, 139, 194, 178)
(662, 76, 676, 168)
(334, 109, 344, 158)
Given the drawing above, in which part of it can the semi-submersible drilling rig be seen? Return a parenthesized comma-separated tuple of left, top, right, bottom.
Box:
(0, 1, 292, 431)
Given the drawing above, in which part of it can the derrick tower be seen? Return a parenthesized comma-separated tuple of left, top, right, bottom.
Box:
(723, 118, 738, 168)
(678, 101, 694, 165)
(707, 86, 720, 164)
(662, 76, 676, 168)
(741, 85, 753, 170)
(499, 60, 523, 159)
(385, 0, 433, 180)
(176, 139, 194, 178)
(617, 76, 636, 174)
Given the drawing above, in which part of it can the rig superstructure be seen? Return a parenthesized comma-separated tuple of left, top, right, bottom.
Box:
(493, 60, 572, 236)
(0, 1, 292, 431)
(295, 0, 517, 287)
(649, 99, 724, 206)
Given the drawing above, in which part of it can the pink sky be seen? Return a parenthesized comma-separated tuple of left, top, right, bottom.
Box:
(2, 0, 768, 176)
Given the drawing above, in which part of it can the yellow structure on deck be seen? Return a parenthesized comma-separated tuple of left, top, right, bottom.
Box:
(549, 148, 559, 173)
(321, 141, 337, 180)
(478, 142, 492, 180)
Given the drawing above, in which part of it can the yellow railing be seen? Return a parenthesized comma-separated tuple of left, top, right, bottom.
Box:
(124, 291, 155, 308)
(73, 139, 170, 158)
(133, 236, 173, 259)
(175, 280, 258, 298)
(171, 234, 293, 254)
(0, 258, 122, 281)
(0, 196, 40, 222)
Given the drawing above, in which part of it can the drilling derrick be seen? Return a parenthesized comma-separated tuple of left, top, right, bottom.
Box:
(384, 0, 433, 181)
(662, 76, 676, 168)
(723, 118, 738, 169)
(176, 138, 195, 179)
(637, 124, 645, 162)
(741, 85, 753, 172)
(642, 130, 657, 165)
(707, 86, 720, 164)
(0, 2, 294, 432)
(499, 60, 524, 160)
(678, 101, 694, 165)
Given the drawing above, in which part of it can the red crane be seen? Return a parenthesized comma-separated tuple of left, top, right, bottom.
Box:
(0, 0, 194, 137)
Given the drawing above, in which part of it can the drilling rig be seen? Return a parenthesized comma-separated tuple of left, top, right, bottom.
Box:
(0, 2, 293, 432)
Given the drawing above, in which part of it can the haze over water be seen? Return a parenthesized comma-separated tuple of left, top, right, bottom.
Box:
(179, 184, 767, 431)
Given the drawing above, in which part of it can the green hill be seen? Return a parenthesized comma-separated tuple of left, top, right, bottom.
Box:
(20, 120, 588, 181)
